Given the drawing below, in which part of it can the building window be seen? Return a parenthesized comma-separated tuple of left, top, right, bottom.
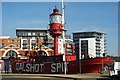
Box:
(81, 40, 88, 54)
(22, 47, 27, 49)
(73, 35, 78, 38)
(31, 40, 36, 44)
(32, 37, 35, 39)
(23, 40, 26, 43)
(16, 40, 20, 42)
(18, 33, 23, 36)
(36, 40, 40, 43)
(16, 44, 20, 46)
(2, 43, 4, 47)
(18, 37, 22, 39)
(25, 33, 27, 36)
(39, 37, 43, 39)
(67, 44, 71, 48)
(43, 33, 46, 36)
(43, 37, 47, 39)
(48, 44, 53, 47)
(40, 33, 43, 36)
(11, 43, 14, 45)
(28, 33, 31, 36)
(33, 33, 36, 35)
(28, 40, 30, 42)
(12, 40, 14, 42)
(8, 40, 11, 42)
(6, 50, 17, 57)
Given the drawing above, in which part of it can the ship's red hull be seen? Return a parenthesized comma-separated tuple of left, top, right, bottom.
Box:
(11, 57, 113, 73)
(79, 57, 113, 73)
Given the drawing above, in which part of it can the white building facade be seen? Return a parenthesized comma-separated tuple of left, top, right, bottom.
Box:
(58, 39, 73, 54)
(79, 38, 96, 59)
(73, 31, 106, 59)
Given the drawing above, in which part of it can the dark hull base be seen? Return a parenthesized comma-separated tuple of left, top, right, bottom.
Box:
(11, 57, 113, 74)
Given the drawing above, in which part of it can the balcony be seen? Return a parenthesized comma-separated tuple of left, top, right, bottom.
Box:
(22, 43, 27, 45)
(96, 48, 101, 51)
(47, 44, 53, 47)
(96, 38, 101, 41)
(22, 47, 27, 49)
(46, 40, 53, 43)
(96, 45, 100, 48)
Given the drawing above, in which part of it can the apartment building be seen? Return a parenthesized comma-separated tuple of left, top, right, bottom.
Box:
(0, 28, 74, 59)
(73, 31, 106, 59)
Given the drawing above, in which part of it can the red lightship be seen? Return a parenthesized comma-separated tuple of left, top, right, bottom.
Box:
(10, 7, 113, 74)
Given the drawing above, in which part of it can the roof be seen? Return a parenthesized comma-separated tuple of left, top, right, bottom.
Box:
(73, 31, 104, 34)
(16, 28, 48, 31)
(16, 28, 67, 31)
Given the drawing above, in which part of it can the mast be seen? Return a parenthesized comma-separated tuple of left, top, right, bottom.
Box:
(62, 0, 66, 75)
(62, 0, 65, 26)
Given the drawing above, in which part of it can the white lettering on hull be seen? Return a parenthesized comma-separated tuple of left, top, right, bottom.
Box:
(51, 62, 69, 73)
(15, 62, 69, 73)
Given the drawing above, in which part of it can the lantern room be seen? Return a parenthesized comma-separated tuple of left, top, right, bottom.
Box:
(49, 7, 63, 37)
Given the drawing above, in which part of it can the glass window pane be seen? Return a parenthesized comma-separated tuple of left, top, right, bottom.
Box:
(28, 33, 31, 36)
